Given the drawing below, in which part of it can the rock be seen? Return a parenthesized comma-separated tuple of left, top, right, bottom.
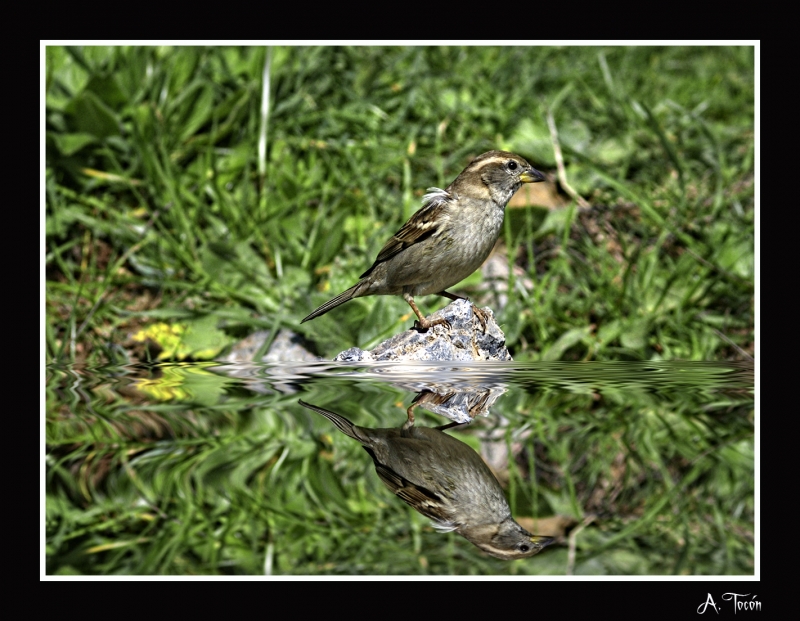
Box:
(334, 299, 511, 363)
(212, 329, 323, 395)
(408, 387, 506, 425)
(211, 301, 510, 416)
(219, 329, 321, 363)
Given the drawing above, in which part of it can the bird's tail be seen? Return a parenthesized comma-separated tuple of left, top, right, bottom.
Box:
(300, 283, 361, 323)
(299, 400, 360, 442)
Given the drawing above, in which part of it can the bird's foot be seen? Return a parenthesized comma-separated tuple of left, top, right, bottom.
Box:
(406, 295, 450, 332)
(435, 421, 468, 431)
(413, 316, 451, 332)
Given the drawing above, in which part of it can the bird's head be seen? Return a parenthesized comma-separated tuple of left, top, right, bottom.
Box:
(450, 150, 546, 207)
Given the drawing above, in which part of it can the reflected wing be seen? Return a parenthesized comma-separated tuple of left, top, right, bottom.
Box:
(372, 461, 447, 523)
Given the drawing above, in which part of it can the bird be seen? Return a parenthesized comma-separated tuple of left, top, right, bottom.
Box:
(299, 399, 555, 560)
(301, 150, 546, 330)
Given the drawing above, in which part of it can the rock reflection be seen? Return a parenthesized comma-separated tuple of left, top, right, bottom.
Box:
(406, 386, 502, 424)
(299, 400, 554, 560)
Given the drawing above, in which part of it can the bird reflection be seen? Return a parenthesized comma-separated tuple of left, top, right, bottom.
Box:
(299, 400, 554, 560)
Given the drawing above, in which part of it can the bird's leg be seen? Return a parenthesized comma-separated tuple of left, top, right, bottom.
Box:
(438, 290, 468, 302)
(405, 390, 466, 432)
(404, 402, 418, 430)
(403, 293, 450, 331)
(438, 290, 487, 332)
(435, 421, 469, 431)
(406, 400, 468, 432)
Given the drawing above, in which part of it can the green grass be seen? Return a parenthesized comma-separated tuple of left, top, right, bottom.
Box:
(45, 45, 755, 575)
(46, 45, 753, 364)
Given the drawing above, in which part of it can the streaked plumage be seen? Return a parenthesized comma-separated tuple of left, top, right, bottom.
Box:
(299, 400, 554, 560)
(302, 151, 545, 329)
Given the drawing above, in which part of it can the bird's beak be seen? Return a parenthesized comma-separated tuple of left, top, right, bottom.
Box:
(531, 535, 556, 549)
(520, 168, 546, 184)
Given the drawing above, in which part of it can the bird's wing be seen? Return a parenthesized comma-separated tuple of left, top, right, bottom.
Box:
(360, 189, 453, 278)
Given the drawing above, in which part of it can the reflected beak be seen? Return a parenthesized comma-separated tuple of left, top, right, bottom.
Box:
(531, 535, 556, 549)
(520, 168, 546, 183)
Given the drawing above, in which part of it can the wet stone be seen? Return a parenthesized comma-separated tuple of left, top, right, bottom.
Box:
(334, 299, 511, 363)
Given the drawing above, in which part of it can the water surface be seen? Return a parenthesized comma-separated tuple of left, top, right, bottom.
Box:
(45, 359, 754, 576)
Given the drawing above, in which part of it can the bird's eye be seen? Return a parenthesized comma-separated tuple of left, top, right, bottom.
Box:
(519, 544, 530, 552)
(507, 161, 518, 171)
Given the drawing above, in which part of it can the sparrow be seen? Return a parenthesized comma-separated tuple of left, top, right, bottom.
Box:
(299, 399, 554, 560)
(301, 150, 545, 330)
